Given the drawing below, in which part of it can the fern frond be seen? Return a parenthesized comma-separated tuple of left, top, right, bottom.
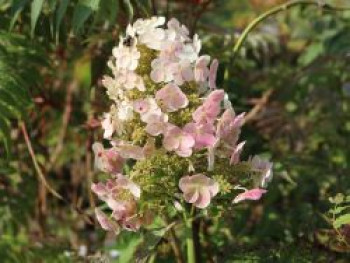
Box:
(0, 31, 47, 157)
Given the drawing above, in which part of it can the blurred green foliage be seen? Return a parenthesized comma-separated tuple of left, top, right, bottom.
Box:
(0, 0, 350, 262)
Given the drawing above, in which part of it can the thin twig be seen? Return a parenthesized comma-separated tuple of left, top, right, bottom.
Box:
(151, 0, 157, 15)
(244, 89, 274, 124)
(231, 0, 350, 63)
(47, 81, 76, 171)
(190, 0, 213, 36)
(169, 226, 185, 263)
(20, 121, 64, 200)
(163, 215, 184, 263)
(20, 121, 94, 225)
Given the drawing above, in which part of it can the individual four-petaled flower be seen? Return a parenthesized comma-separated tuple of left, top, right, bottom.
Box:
(179, 174, 219, 208)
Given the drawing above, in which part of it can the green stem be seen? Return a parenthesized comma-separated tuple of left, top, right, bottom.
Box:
(186, 220, 196, 263)
(183, 207, 196, 263)
(231, 0, 345, 62)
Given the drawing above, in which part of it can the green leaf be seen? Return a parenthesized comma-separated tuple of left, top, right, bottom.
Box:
(333, 214, 350, 229)
(325, 28, 350, 55)
(9, 0, 29, 31)
(72, 0, 101, 34)
(97, 0, 118, 25)
(0, 32, 47, 157)
(55, 0, 69, 40)
(0, 115, 11, 157)
(329, 206, 348, 215)
(31, 0, 44, 37)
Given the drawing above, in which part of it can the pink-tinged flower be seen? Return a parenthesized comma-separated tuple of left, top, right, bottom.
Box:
(115, 174, 141, 199)
(217, 109, 246, 148)
(163, 125, 195, 157)
(250, 155, 273, 188)
(229, 141, 246, 165)
(133, 98, 162, 123)
(207, 138, 220, 171)
(179, 174, 219, 209)
(177, 43, 199, 63)
(156, 83, 189, 112)
(131, 17, 166, 50)
(112, 42, 140, 71)
(92, 143, 124, 173)
(133, 98, 157, 115)
(192, 34, 202, 55)
(194, 55, 210, 83)
(184, 122, 217, 149)
(159, 41, 183, 60)
(114, 142, 145, 160)
(111, 199, 141, 231)
(145, 113, 169, 136)
(92, 174, 141, 232)
(91, 181, 108, 199)
(170, 60, 194, 86)
(167, 18, 190, 41)
(101, 113, 116, 139)
(232, 188, 267, 204)
(209, 59, 218, 90)
(193, 90, 225, 124)
(217, 109, 244, 136)
(91, 174, 140, 201)
(116, 70, 145, 91)
(95, 208, 120, 233)
(150, 58, 174, 83)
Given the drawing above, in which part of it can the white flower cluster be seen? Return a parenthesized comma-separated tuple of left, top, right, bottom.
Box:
(101, 17, 219, 140)
(92, 17, 273, 233)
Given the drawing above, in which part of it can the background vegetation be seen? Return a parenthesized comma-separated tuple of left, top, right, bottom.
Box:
(0, 0, 350, 262)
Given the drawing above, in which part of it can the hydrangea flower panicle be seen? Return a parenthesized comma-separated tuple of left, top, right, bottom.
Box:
(92, 16, 273, 234)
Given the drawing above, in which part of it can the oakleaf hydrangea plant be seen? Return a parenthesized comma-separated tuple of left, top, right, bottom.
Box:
(91, 16, 273, 261)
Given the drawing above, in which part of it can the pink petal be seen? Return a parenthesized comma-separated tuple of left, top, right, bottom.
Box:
(163, 133, 180, 151)
(163, 126, 181, 150)
(95, 208, 120, 233)
(179, 175, 192, 192)
(208, 181, 220, 197)
(182, 66, 194, 82)
(150, 69, 163, 83)
(146, 121, 166, 136)
(180, 133, 195, 149)
(91, 182, 108, 198)
(184, 190, 199, 204)
(194, 189, 211, 208)
(176, 147, 193, 157)
(207, 89, 224, 103)
(106, 198, 125, 211)
(230, 141, 246, 165)
(233, 188, 267, 204)
(156, 83, 188, 112)
(115, 174, 141, 199)
(196, 133, 217, 148)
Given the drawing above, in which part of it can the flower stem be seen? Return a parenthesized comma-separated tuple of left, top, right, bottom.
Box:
(184, 206, 196, 263)
(186, 220, 196, 263)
